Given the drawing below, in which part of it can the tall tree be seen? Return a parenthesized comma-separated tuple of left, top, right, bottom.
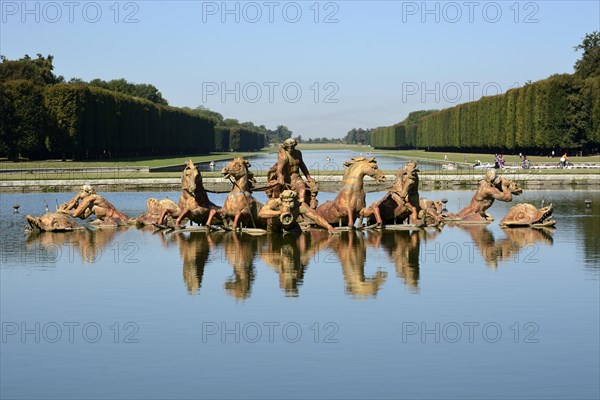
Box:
(184, 105, 224, 125)
(274, 125, 292, 142)
(574, 31, 600, 78)
(85, 78, 169, 105)
(0, 54, 64, 85)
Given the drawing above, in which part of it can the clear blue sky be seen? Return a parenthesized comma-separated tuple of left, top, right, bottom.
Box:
(1, 0, 599, 138)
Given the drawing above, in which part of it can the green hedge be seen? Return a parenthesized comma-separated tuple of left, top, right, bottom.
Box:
(0, 80, 49, 160)
(214, 126, 231, 152)
(1, 82, 216, 159)
(370, 74, 600, 153)
(220, 126, 266, 152)
(368, 110, 436, 149)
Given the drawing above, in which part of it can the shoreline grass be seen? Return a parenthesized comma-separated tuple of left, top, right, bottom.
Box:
(0, 148, 274, 169)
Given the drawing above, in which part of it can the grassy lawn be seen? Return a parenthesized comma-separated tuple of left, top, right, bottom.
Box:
(0, 149, 274, 169)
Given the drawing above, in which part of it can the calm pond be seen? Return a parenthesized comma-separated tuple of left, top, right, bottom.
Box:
(1, 189, 598, 399)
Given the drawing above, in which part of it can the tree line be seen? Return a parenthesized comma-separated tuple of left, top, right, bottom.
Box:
(369, 74, 599, 154)
(0, 55, 275, 160)
(181, 106, 293, 143)
(369, 32, 600, 155)
(213, 126, 266, 152)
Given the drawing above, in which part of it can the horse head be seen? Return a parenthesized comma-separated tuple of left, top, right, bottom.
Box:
(222, 157, 255, 188)
(182, 160, 200, 193)
(342, 157, 386, 183)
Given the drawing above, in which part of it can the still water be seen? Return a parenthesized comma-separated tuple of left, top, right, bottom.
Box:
(1, 190, 598, 399)
(198, 149, 442, 172)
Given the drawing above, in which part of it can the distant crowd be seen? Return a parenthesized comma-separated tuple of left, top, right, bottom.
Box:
(467, 152, 571, 170)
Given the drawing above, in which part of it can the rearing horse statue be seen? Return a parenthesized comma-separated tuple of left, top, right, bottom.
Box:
(219, 157, 266, 230)
(315, 157, 386, 228)
(361, 161, 445, 227)
(157, 160, 220, 228)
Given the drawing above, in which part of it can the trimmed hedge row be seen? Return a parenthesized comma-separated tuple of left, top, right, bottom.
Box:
(215, 126, 266, 152)
(1, 82, 217, 159)
(369, 74, 600, 153)
(0, 80, 49, 160)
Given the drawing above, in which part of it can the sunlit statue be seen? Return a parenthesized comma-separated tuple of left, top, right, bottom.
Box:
(362, 161, 442, 227)
(267, 138, 318, 208)
(258, 189, 336, 234)
(156, 160, 220, 229)
(315, 157, 386, 229)
(447, 169, 522, 222)
(419, 198, 445, 226)
(26, 212, 79, 232)
(59, 184, 131, 226)
(136, 198, 180, 227)
(500, 203, 556, 228)
(219, 157, 266, 230)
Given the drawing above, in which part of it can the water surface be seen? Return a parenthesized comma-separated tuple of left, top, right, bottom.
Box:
(1, 190, 598, 399)
(198, 149, 441, 173)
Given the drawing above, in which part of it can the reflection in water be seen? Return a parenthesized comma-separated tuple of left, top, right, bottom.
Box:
(174, 232, 217, 295)
(26, 227, 126, 264)
(455, 224, 554, 269)
(221, 233, 263, 300)
(371, 229, 441, 293)
(260, 232, 324, 297)
(325, 231, 388, 299)
(24, 223, 555, 297)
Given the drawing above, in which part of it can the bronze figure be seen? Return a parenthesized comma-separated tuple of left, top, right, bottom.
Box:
(315, 157, 386, 229)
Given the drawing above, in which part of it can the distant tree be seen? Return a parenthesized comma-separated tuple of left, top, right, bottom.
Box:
(574, 31, 600, 78)
(345, 128, 357, 143)
(222, 118, 240, 127)
(185, 105, 224, 125)
(85, 78, 169, 105)
(240, 121, 257, 129)
(275, 125, 292, 142)
(344, 127, 370, 144)
(0, 54, 64, 85)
